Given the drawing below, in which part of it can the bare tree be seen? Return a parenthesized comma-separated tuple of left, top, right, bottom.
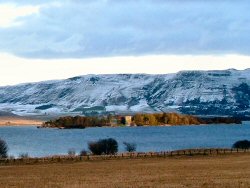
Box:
(123, 142, 136, 152)
(0, 138, 8, 158)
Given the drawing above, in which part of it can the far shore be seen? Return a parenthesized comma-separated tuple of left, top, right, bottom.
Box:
(1, 121, 243, 128)
(40, 122, 243, 129)
(0, 115, 246, 128)
(0, 121, 243, 128)
(0, 117, 43, 126)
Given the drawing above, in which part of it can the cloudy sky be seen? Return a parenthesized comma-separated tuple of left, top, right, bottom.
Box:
(0, 0, 250, 86)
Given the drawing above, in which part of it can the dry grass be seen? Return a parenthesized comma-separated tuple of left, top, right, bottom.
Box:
(0, 117, 42, 126)
(0, 153, 249, 188)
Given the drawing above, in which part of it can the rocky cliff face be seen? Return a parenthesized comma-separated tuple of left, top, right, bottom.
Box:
(0, 69, 249, 117)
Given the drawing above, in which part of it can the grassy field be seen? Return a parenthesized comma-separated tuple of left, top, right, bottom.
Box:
(0, 153, 249, 188)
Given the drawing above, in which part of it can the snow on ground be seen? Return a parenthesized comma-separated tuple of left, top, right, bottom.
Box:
(105, 105, 128, 112)
(0, 70, 249, 116)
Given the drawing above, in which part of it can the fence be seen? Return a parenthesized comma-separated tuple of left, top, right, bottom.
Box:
(0, 148, 249, 165)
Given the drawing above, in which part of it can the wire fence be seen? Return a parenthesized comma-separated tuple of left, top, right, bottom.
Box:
(0, 148, 249, 165)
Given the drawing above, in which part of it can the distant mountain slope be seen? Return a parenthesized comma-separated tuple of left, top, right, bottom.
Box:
(0, 111, 19, 117)
(0, 69, 249, 117)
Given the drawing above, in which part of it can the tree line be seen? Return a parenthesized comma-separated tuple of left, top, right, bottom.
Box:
(42, 113, 241, 129)
(133, 113, 201, 126)
(42, 116, 110, 128)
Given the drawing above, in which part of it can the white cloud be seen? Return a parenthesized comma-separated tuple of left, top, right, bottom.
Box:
(0, 1, 249, 58)
(0, 4, 40, 27)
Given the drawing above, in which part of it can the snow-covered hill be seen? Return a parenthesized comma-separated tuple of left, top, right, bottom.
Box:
(0, 69, 250, 117)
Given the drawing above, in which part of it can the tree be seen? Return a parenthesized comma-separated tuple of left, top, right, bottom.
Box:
(162, 113, 168, 124)
(88, 138, 118, 155)
(133, 114, 144, 126)
(146, 114, 158, 125)
(88, 141, 103, 155)
(120, 117, 126, 125)
(232, 140, 250, 149)
(0, 138, 8, 158)
(123, 142, 136, 152)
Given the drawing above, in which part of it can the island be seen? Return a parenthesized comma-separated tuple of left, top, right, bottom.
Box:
(40, 113, 242, 129)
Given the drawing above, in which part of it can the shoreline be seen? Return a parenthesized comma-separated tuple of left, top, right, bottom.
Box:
(1, 122, 243, 128)
(0, 117, 43, 126)
(0, 124, 40, 127)
(39, 122, 242, 129)
(0, 116, 246, 128)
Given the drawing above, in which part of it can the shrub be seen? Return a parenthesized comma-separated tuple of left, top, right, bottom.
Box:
(79, 149, 88, 156)
(0, 138, 8, 158)
(123, 142, 136, 152)
(232, 140, 250, 149)
(19, 153, 29, 159)
(8, 155, 15, 160)
(88, 138, 118, 155)
(67, 148, 76, 156)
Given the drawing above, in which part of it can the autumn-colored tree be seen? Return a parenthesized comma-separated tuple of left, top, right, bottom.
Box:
(133, 114, 144, 126)
(143, 114, 158, 125)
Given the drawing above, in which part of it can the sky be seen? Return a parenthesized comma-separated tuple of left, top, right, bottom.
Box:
(0, 0, 250, 86)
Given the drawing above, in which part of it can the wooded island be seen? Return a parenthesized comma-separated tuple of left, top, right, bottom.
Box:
(41, 113, 242, 129)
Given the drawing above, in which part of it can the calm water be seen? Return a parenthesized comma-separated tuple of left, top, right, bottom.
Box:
(0, 122, 250, 157)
